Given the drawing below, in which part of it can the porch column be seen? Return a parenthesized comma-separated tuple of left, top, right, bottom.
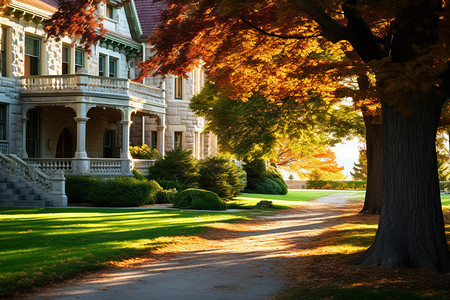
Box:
(74, 117, 89, 158)
(19, 116, 28, 158)
(157, 125, 166, 156)
(141, 116, 145, 146)
(120, 120, 131, 159)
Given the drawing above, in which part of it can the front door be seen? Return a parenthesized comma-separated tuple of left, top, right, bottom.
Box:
(56, 128, 74, 158)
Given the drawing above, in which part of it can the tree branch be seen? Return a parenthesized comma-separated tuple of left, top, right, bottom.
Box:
(287, 0, 350, 43)
(240, 17, 322, 40)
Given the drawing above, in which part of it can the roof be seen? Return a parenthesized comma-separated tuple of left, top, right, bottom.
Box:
(134, 0, 166, 40)
(15, 0, 58, 13)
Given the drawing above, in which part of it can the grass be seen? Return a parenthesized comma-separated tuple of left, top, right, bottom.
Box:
(229, 190, 352, 209)
(441, 194, 450, 209)
(0, 207, 248, 298)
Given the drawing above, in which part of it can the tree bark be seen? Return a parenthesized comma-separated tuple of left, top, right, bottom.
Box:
(355, 98, 450, 272)
(360, 115, 383, 214)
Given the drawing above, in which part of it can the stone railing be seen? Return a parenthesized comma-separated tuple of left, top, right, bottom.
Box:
(131, 159, 156, 176)
(24, 158, 72, 174)
(22, 157, 157, 177)
(0, 153, 67, 206)
(89, 158, 123, 174)
(21, 74, 164, 104)
(129, 81, 165, 104)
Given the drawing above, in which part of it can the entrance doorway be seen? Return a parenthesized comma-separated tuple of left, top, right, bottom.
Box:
(56, 128, 74, 158)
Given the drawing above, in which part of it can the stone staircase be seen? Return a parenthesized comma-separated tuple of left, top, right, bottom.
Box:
(0, 176, 51, 207)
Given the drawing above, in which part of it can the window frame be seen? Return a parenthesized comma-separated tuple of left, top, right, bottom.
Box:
(174, 131, 183, 149)
(174, 76, 183, 99)
(62, 45, 70, 75)
(24, 35, 41, 76)
(75, 48, 84, 73)
(99, 54, 106, 77)
(1, 26, 11, 77)
(109, 57, 118, 78)
(106, 4, 116, 20)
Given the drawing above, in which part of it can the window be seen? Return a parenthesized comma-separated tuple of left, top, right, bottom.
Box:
(62, 45, 70, 74)
(26, 110, 40, 158)
(75, 48, 84, 73)
(106, 5, 115, 20)
(0, 104, 7, 154)
(25, 36, 41, 75)
(109, 57, 117, 77)
(174, 76, 183, 99)
(174, 132, 183, 149)
(99, 54, 106, 76)
(1, 26, 9, 77)
(151, 131, 158, 150)
(0, 104, 7, 140)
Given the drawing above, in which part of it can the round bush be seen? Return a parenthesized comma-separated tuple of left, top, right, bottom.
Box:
(156, 179, 185, 191)
(172, 188, 227, 210)
(255, 178, 283, 195)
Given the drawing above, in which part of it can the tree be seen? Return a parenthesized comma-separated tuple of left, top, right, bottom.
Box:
(142, 0, 450, 272)
(191, 82, 363, 163)
(40, 0, 450, 271)
(351, 149, 367, 180)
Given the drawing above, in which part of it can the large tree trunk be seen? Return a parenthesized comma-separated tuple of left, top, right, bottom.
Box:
(360, 115, 383, 214)
(356, 98, 450, 272)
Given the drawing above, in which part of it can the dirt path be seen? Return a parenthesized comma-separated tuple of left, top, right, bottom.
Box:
(33, 193, 355, 300)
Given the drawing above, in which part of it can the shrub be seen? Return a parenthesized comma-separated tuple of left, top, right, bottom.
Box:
(65, 176, 101, 203)
(66, 176, 162, 206)
(272, 178, 288, 195)
(132, 169, 147, 181)
(129, 144, 161, 159)
(255, 178, 283, 194)
(172, 188, 227, 210)
(198, 156, 246, 199)
(243, 158, 268, 190)
(440, 181, 450, 191)
(89, 177, 162, 207)
(155, 188, 178, 204)
(307, 180, 367, 190)
(255, 200, 274, 208)
(156, 179, 185, 191)
(148, 147, 199, 187)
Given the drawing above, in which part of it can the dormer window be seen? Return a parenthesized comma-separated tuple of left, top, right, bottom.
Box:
(106, 5, 116, 20)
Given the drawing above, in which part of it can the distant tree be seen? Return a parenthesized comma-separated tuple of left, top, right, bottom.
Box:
(436, 134, 450, 181)
(351, 149, 368, 180)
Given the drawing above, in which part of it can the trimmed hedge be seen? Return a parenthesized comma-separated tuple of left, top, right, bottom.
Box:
(66, 176, 162, 206)
(65, 176, 100, 204)
(172, 188, 227, 210)
(156, 179, 185, 191)
(307, 180, 367, 190)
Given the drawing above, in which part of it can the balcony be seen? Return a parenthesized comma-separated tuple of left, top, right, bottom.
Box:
(21, 74, 166, 113)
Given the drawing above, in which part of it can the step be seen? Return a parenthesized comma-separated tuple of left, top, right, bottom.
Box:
(0, 177, 7, 183)
(0, 199, 48, 207)
(0, 194, 24, 201)
(0, 189, 20, 195)
(0, 182, 14, 189)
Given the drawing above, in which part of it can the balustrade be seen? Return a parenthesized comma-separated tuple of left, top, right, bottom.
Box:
(21, 75, 164, 106)
(24, 158, 72, 174)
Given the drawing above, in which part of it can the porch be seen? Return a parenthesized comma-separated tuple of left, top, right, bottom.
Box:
(17, 74, 166, 176)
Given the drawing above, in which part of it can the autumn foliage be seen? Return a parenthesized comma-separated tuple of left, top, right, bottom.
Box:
(45, 0, 107, 53)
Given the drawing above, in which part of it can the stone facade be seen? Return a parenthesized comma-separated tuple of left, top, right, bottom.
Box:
(0, 0, 216, 178)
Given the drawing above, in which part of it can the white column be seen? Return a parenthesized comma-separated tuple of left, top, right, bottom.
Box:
(141, 116, 145, 146)
(121, 120, 131, 159)
(19, 116, 28, 158)
(74, 117, 89, 158)
(157, 125, 166, 156)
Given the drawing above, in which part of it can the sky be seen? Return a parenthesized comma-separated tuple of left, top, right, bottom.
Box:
(331, 138, 363, 179)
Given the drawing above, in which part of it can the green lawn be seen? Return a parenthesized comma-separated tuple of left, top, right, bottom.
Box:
(230, 190, 355, 208)
(0, 207, 248, 297)
(441, 194, 450, 209)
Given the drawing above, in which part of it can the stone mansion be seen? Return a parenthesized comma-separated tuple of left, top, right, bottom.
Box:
(0, 0, 217, 206)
